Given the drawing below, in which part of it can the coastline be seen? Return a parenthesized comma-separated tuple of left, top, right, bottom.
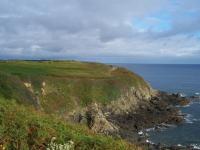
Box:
(0, 61, 199, 149)
(115, 63, 200, 149)
(108, 92, 190, 146)
(73, 90, 192, 149)
(139, 96, 200, 150)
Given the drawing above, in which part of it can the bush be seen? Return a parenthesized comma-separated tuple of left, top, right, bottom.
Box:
(0, 98, 140, 150)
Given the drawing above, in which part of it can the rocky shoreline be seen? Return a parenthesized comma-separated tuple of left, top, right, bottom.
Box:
(108, 92, 188, 133)
(71, 90, 194, 150)
(134, 93, 200, 150)
(107, 91, 192, 149)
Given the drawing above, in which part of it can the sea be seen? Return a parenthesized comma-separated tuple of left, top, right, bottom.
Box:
(115, 64, 200, 147)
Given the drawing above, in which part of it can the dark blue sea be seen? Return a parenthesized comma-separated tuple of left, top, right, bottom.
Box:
(116, 64, 200, 147)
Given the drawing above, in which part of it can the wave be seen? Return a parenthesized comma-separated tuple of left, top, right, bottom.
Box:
(185, 114, 194, 124)
(145, 127, 155, 132)
(145, 123, 177, 133)
(191, 144, 200, 149)
(182, 103, 192, 108)
(144, 141, 200, 149)
(179, 93, 187, 97)
(184, 113, 200, 124)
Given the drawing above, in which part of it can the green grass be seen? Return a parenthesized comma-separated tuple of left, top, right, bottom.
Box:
(0, 61, 148, 149)
(0, 71, 35, 105)
(0, 61, 111, 78)
(0, 97, 142, 150)
(0, 61, 149, 114)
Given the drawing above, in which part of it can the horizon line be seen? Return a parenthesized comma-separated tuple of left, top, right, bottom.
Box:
(0, 59, 200, 65)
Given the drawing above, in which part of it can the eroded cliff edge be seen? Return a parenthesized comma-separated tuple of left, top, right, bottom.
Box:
(71, 86, 189, 143)
(0, 61, 189, 149)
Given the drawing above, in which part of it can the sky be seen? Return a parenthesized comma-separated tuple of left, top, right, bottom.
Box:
(0, 0, 200, 63)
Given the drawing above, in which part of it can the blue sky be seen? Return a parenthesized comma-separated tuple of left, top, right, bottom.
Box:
(0, 0, 200, 63)
(134, 11, 172, 32)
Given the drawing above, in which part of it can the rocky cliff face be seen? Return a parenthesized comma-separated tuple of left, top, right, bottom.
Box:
(106, 86, 153, 115)
(69, 86, 152, 134)
(71, 85, 189, 144)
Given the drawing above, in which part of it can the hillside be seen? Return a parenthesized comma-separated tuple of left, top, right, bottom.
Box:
(0, 61, 151, 114)
(0, 96, 142, 150)
(0, 61, 152, 150)
(0, 61, 188, 150)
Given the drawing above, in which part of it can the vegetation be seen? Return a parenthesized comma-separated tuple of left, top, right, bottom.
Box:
(0, 61, 148, 114)
(0, 61, 148, 149)
(0, 97, 141, 150)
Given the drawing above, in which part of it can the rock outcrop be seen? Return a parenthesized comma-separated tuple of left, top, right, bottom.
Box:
(86, 103, 119, 135)
(106, 86, 153, 115)
(71, 85, 189, 144)
(24, 82, 42, 110)
(71, 103, 119, 135)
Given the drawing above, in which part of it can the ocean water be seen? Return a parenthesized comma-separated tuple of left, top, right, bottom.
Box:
(115, 64, 200, 146)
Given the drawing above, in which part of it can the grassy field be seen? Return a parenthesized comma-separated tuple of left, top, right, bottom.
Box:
(0, 61, 149, 114)
(0, 61, 112, 78)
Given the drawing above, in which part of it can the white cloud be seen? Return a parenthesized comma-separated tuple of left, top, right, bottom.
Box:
(0, 0, 200, 63)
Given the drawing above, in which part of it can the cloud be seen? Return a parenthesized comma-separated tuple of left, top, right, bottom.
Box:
(0, 0, 200, 63)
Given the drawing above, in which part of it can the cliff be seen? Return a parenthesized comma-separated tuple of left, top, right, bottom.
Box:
(0, 61, 189, 149)
(0, 61, 152, 113)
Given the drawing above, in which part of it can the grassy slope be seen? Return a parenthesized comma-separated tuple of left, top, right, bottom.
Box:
(0, 61, 148, 150)
(0, 97, 141, 150)
(0, 61, 149, 114)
